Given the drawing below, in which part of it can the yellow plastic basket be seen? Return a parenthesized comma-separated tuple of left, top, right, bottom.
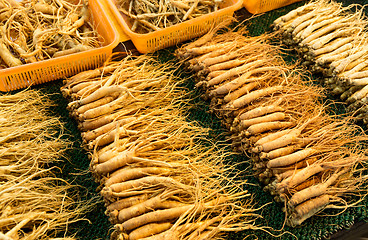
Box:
(243, 0, 304, 14)
(106, 0, 243, 54)
(0, 0, 121, 92)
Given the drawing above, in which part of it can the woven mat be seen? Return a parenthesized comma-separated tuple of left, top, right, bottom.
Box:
(22, 1, 368, 239)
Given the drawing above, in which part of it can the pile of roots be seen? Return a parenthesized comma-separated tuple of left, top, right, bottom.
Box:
(0, 90, 85, 240)
(61, 55, 257, 240)
(272, 0, 368, 124)
(117, 0, 225, 33)
(0, 0, 100, 68)
(176, 26, 368, 227)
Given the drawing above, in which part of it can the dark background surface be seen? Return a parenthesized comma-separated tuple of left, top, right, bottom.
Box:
(29, 0, 368, 239)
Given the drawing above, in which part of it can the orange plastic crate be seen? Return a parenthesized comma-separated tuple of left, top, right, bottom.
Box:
(106, 0, 243, 54)
(0, 0, 121, 92)
(243, 0, 303, 14)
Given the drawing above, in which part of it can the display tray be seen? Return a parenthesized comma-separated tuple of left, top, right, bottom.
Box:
(106, 0, 243, 53)
(0, 0, 121, 92)
(7, 0, 367, 239)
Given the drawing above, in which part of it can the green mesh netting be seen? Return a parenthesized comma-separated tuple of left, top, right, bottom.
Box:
(3, 1, 368, 239)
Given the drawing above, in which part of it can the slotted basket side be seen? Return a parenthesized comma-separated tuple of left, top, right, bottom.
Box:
(144, 14, 233, 52)
(106, 0, 243, 53)
(0, 52, 109, 92)
(0, 0, 121, 92)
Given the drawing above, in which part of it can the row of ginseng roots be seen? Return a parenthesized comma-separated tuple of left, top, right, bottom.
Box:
(175, 25, 368, 227)
(60, 55, 257, 240)
(0, 90, 85, 239)
(272, 0, 368, 124)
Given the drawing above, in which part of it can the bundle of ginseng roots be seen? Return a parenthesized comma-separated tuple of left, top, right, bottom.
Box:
(0, 90, 86, 240)
(60, 55, 259, 240)
(272, 0, 368, 124)
(0, 0, 100, 68)
(117, 0, 224, 34)
(176, 27, 368, 227)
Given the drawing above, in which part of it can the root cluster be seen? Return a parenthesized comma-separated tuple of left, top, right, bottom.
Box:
(116, 0, 225, 33)
(61, 55, 257, 239)
(0, 0, 100, 68)
(176, 26, 368, 227)
(273, 0, 368, 124)
(0, 90, 85, 240)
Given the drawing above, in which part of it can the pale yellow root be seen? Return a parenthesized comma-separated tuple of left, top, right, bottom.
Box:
(128, 222, 173, 240)
(79, 92, 128, 121)
(105, 176, 193, 195)
(226, 86, 284, 109)
(236, 112, 286, 132)
(276, 164, 325, 193)
(0, 39, 22, 67)
(253, 125, 305, 153)
(93, 150, 135, 175)
(236, 104, 284, 121)
(104, 167, 172, 187)
(267, 148, 317, 168)
(244, 121, 294, 137)
(259, 143, 303, 160)
(106, 194, 149, 213)
(288, 168, 347, 207)
(223, 82, 259, 103)
(82, 117, 137, 142)
(73, 93, 119, 115)
(117, 195, 186, 223)
(77, 85, 125, 106)
(287, 194, 333, 227)
(253, 129, 292, 148)
(115, 197, 227, 232)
